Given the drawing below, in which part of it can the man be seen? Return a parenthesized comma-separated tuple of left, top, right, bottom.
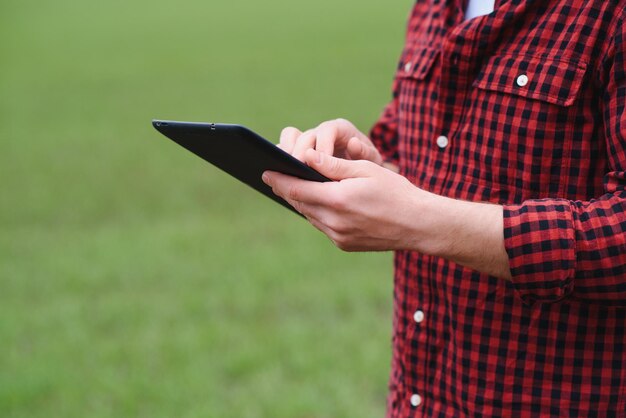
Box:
(262, 0, 626, 416)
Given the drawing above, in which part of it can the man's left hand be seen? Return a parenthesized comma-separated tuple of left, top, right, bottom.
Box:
(262, 148, 430, 252)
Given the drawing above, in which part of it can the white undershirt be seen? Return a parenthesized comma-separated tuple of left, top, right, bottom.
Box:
(465, 0, 495, 20)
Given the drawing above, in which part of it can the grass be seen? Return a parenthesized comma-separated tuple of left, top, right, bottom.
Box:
(0, 0, 409, 416)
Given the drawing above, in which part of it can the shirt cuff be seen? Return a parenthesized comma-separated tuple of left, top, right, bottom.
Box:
(503, 199, 577, 304)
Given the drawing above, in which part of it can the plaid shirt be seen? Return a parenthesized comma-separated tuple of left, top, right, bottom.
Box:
(370, 0, 626, 416)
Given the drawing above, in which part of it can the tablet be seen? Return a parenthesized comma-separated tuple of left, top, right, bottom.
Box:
(152, 120, 330, 216)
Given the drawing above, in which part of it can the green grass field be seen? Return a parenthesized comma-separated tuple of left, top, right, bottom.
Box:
(0, 1, 409, 416)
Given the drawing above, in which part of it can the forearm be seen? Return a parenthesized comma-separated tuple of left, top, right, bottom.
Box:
(407, 191, 512, 280)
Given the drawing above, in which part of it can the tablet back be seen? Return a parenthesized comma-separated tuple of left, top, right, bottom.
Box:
(153, 120, 329, 216)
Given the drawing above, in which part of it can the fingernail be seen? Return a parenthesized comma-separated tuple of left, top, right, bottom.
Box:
(262, 173, 270, 184)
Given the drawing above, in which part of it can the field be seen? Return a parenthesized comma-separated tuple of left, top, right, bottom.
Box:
(0, 1, 409, 416)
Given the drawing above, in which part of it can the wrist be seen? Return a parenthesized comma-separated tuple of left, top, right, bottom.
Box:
(406, 189, 510, 278)
(401, 187, 445, 253)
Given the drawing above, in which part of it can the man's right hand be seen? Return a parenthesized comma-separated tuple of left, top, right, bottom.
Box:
(278, 118, 385, 167)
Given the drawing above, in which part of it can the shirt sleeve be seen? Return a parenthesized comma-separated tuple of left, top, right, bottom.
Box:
(503, 13, 626, 306)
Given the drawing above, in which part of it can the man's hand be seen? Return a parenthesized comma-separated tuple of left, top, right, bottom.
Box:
(279, 119, 386, 167)
(263, 148, 424, 251)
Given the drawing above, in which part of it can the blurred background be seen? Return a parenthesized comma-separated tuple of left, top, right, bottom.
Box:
(0, 1, 409, 416)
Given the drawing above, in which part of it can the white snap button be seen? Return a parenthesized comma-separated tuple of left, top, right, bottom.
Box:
(405, 62, 412, 73)
(516, 74, 529, 87)
(410, 393, 422, 407)
(436, 135, 449, 149)
(413, 310, 425, 323)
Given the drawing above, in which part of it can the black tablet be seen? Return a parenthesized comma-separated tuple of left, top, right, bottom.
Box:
(152, 120, 330, 216)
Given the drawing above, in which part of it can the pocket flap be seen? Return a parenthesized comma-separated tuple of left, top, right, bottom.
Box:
(473, 54, 587, 107)
(397, 45, 440, 80)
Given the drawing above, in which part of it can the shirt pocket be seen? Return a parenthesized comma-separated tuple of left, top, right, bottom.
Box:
(395, 45, 440, 181)
(396, 45, 440, 81)
(467, 53, 588, 200)
(473, 53, 587, 106)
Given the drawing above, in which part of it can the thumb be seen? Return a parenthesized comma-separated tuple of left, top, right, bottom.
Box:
(305, 148, 371, 181)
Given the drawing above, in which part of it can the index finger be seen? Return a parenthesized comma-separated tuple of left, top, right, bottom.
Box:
(292, 129, 318, 161)
(314, 122, 339, 156)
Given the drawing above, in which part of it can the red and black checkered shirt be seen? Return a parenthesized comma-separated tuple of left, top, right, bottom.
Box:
(370, 1, 626, 416)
